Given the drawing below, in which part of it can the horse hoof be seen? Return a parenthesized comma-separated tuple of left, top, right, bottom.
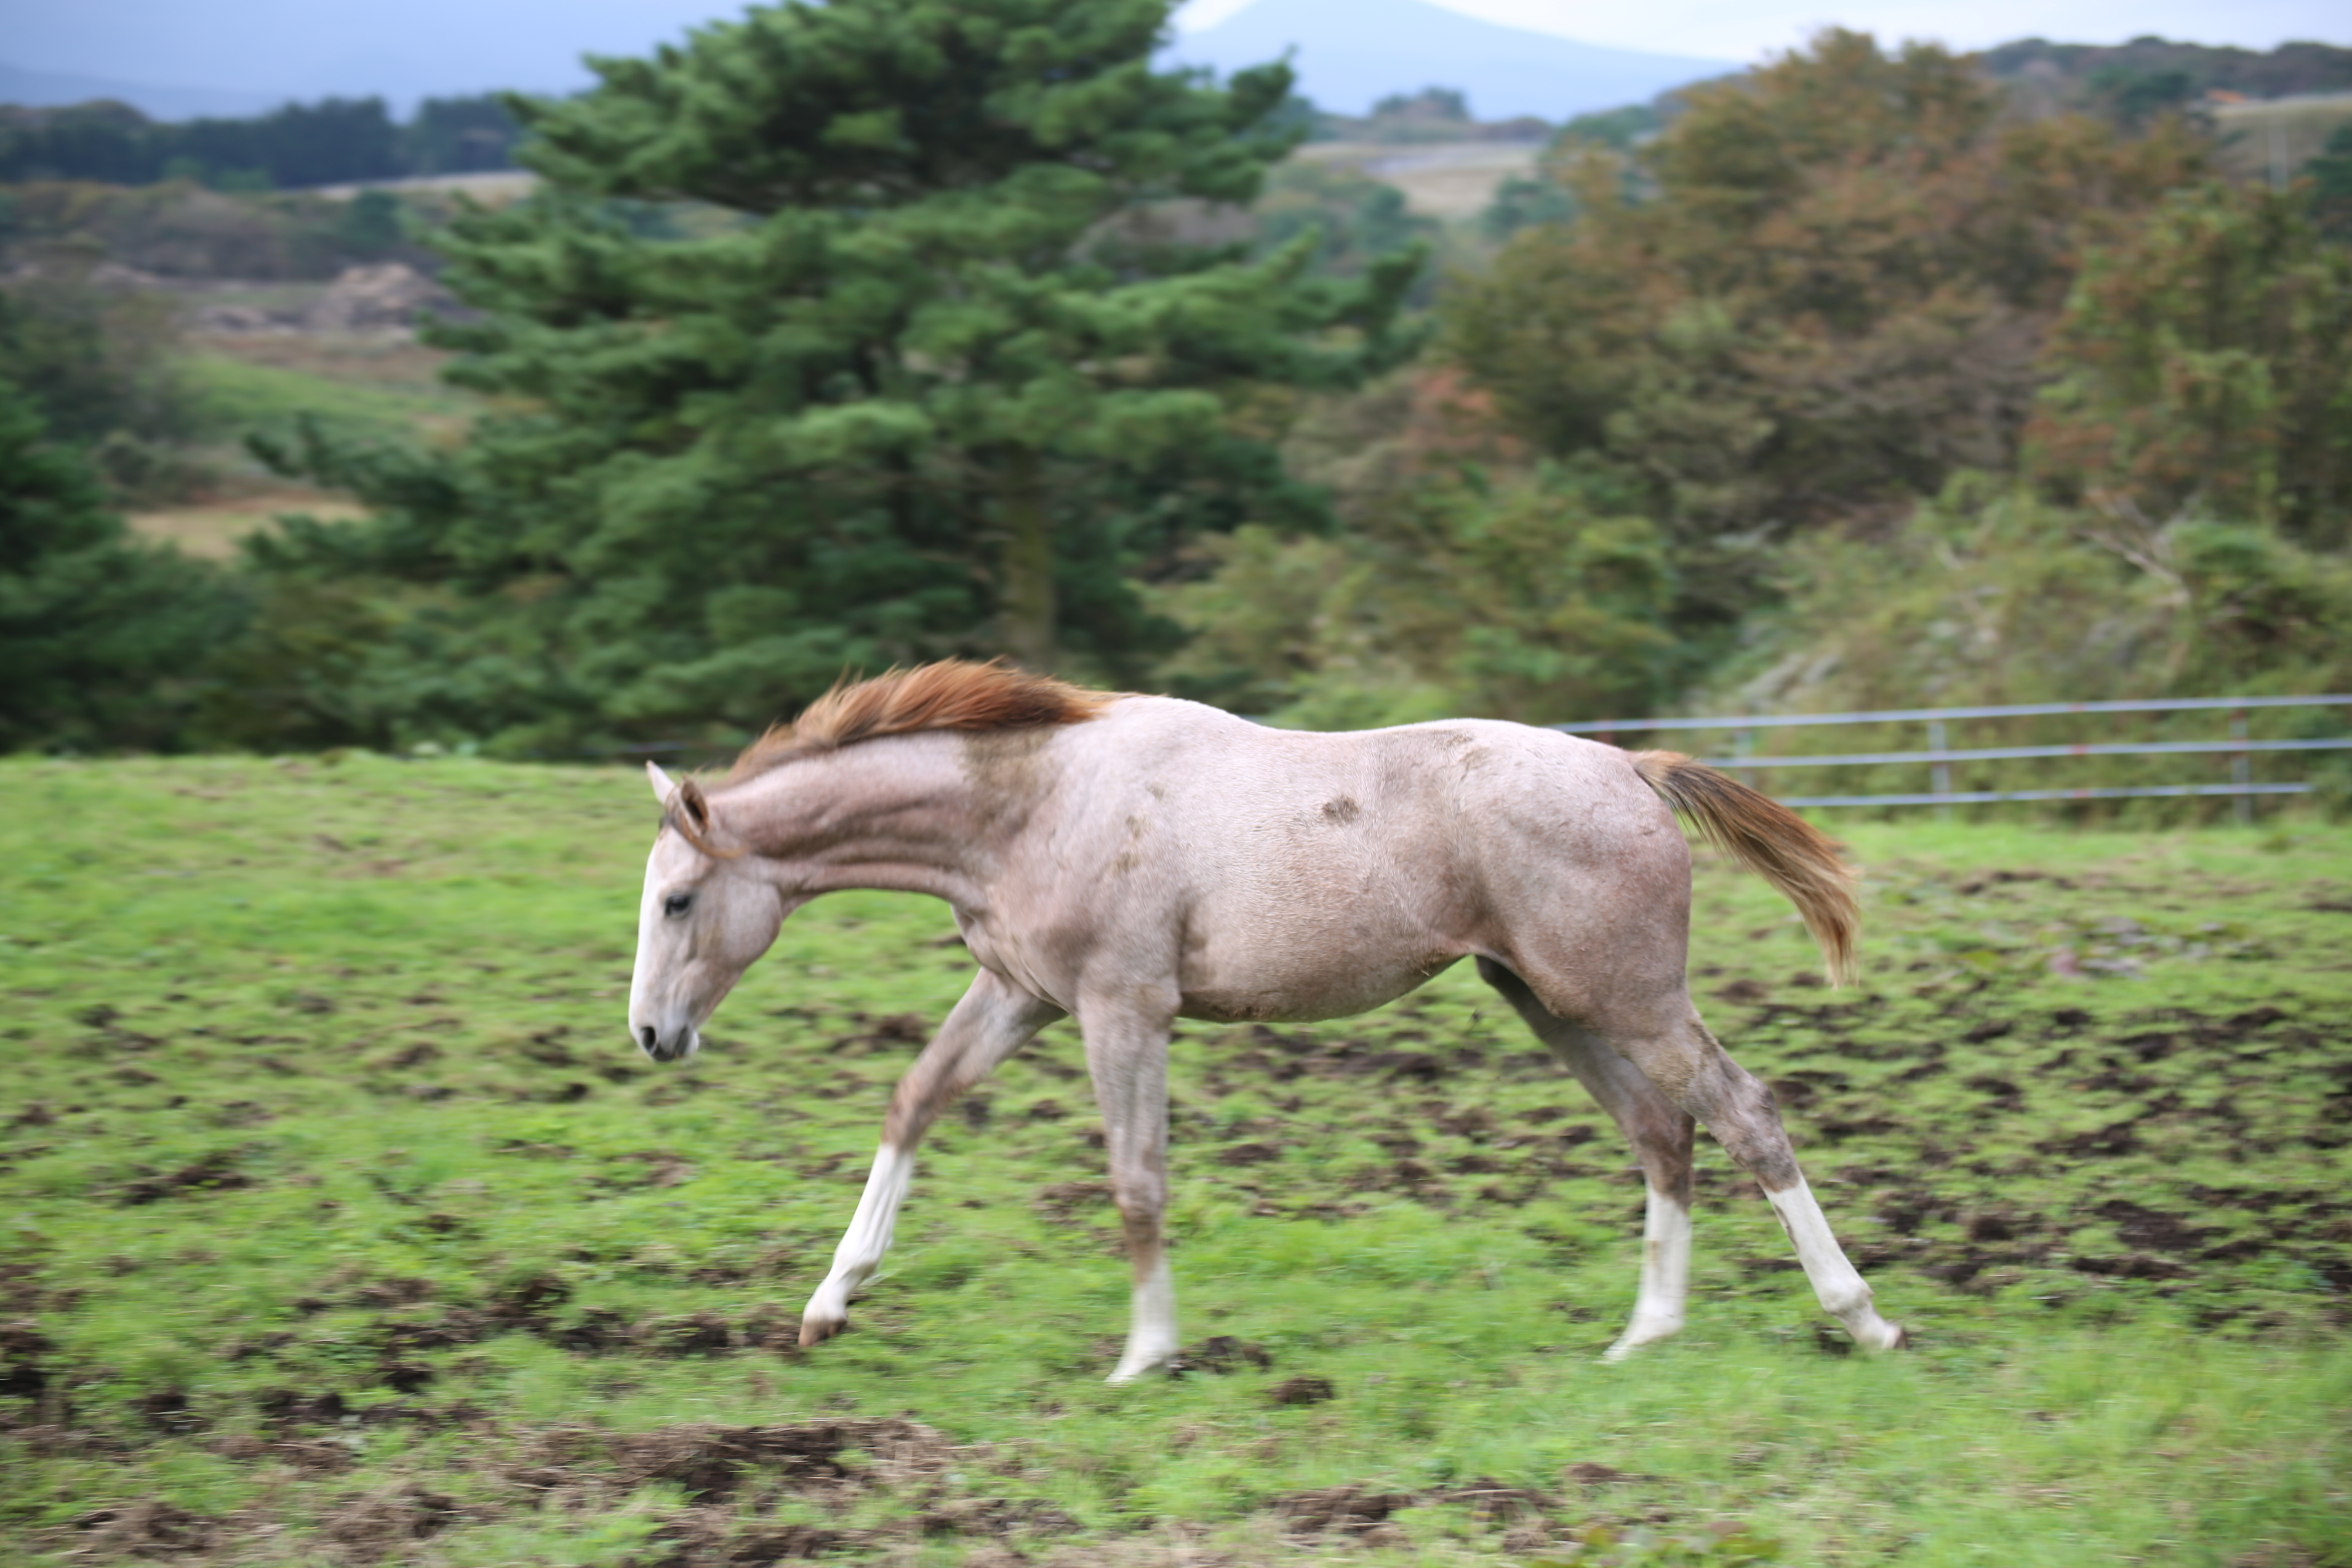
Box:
(1600, 1319, 1682, 1362)
(1106, 1352, 1172, 1385)
(798, 1314, 846, 1348)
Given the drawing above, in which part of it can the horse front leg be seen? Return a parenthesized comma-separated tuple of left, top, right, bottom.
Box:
(1080, 993, 1180, 1384)
(800, 969, 1063, 1347)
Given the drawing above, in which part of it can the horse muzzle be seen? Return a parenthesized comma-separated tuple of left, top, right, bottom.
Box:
(635, 1022, 699, 1064)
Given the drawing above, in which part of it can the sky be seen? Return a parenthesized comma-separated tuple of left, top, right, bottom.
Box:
(0, 0, 2343, 107)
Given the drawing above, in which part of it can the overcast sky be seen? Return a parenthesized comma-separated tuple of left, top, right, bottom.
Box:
(0, 0, 2342, 104)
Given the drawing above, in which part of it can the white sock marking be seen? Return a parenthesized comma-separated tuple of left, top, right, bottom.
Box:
(802, 1144, 913, 1333)
(1107, 1252, 1178, 1384)
(1767, 1178, 1903, 1350)
(1604, 1185, 1693, 1361)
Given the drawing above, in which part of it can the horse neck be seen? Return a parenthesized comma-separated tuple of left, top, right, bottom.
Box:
(716, 734, 998, 904)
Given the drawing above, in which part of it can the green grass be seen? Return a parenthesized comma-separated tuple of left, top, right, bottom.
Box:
(181, 352, 479, 446)
(1, 755, 2347, 1566)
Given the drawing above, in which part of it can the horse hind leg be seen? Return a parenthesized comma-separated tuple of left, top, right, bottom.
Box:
(1077, 991, 1182, 1385)
(1477, 958, 1696, 1359)
(1613, 1002, 1903, 1352)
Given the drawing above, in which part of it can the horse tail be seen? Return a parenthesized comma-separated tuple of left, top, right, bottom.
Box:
(1629, 750, 1860, 987)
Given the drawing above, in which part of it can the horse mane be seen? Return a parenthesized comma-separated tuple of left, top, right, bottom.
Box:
(727, 661, 1115, 783)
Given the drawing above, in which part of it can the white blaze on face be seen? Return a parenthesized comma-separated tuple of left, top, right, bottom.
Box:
(623, 759, 791, 1063)
(628, 760, 702, 1060)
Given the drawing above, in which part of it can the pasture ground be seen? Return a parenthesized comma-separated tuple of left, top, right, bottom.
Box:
(1, 755, 2348, 1566)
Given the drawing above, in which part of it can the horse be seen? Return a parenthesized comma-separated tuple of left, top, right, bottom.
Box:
(626, 661, 1903, 1381)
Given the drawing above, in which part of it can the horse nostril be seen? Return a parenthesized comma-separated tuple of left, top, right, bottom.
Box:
(639, 1025, 657, 1053)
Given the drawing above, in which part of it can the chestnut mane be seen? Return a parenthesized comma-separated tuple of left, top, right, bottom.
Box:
(727, 661, 1114, 783)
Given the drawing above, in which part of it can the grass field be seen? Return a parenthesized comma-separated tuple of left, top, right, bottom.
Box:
(1, 755, 2347, 1566)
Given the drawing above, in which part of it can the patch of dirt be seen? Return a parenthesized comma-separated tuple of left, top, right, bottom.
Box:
(637, 1311, 737, 1357)
(1267, 1375, 1335, 1406)
(138, 1388, 203, 1434)
(1169, 1336, 1272, 1375)
(2097, 1199, 2216, 1254)
(1032, 1180, 1112, 1223)
(117, 1149, 252, 1205)
(1443, 1476, 1552, 1521)
(256, 1387, 348, 1430)
(578, 1417, 956, 1502)
(1275, 1485, 1413, 1536)
(319, 1483, 461, 1563)
(0, 1319, 53, 1396)
(70, 1500, 219, 1558)
(917, 1496, 1082, 1538)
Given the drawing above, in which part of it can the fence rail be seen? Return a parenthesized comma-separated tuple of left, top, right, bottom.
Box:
(1548, 694, 2352, 815)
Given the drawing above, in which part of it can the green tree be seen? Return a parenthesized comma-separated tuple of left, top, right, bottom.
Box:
(2027, 182, 2352, 549)
(258, 0, 1414, 755)
(1445, 31, 2203, 598)
(0, 378, 244, 752)
(2305, 120, 2352, 237)
(1151, 367, 1684, 727)
(0, 250, 191, 447)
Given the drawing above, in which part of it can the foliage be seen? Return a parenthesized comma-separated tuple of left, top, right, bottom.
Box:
(2312, 121, 2352, 237)
(1154, 371, 1684, 727)
(400, 94, 525, 176)
(1308, 85, 1547, 146)
(1478, 170, 1577, 244)
(1446, 30, 2206, 579)
(0, 378, 245, 753)
(0, 252, 191, 447)
(1980, 36, 2352, 110)
(2027, 182, 2352, 550)
(249, 0, 1417, 756)
(1726, 478, 2352, 712)
(1695, 476, 2352, 812)
(1373, 85, 1469, 122)
(0, 94, 518, 189)
(1253, 159, 1439, 293)
(1550, 101, 1665, 153)
(2, 755, 2351, 1564)
(0, 180, 439, 280)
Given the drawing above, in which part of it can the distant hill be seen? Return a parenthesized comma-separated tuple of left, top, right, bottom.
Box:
(1984, 36, 2352, 104)
(1164, 0, 1733, 121)
(0, 60, 281, 120)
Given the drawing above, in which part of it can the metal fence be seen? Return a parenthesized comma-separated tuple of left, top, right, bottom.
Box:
(1549, 695, 2352, 818)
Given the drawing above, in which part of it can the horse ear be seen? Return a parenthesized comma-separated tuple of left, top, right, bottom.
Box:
(678, 777, 713, 834)
(646, 760, 674, 804)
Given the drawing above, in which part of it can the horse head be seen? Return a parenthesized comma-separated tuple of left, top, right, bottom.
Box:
(627, 761, 786, 1062)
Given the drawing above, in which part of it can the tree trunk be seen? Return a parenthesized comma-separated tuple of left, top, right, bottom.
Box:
(998, 445, 1055, 670)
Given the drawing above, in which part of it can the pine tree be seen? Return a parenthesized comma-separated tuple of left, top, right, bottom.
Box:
(264, 0, 1415, 754)
(0, 378, 244, 752)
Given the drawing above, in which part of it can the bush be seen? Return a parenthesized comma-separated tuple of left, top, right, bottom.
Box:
(1696, 476, 2352, 808)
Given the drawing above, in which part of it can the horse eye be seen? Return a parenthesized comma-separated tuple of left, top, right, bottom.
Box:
(663, 893, 694, 918)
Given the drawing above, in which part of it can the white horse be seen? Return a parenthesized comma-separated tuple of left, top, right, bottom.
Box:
(626, 662, 1902, 1381)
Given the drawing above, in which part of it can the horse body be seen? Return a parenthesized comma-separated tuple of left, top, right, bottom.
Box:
(627, 665, 1901, 1383)
(956, 699, 1689, 1027)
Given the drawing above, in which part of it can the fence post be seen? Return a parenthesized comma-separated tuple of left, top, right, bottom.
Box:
(2231, 708, 2252, 825)
(1928, 718, 1951, 821)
